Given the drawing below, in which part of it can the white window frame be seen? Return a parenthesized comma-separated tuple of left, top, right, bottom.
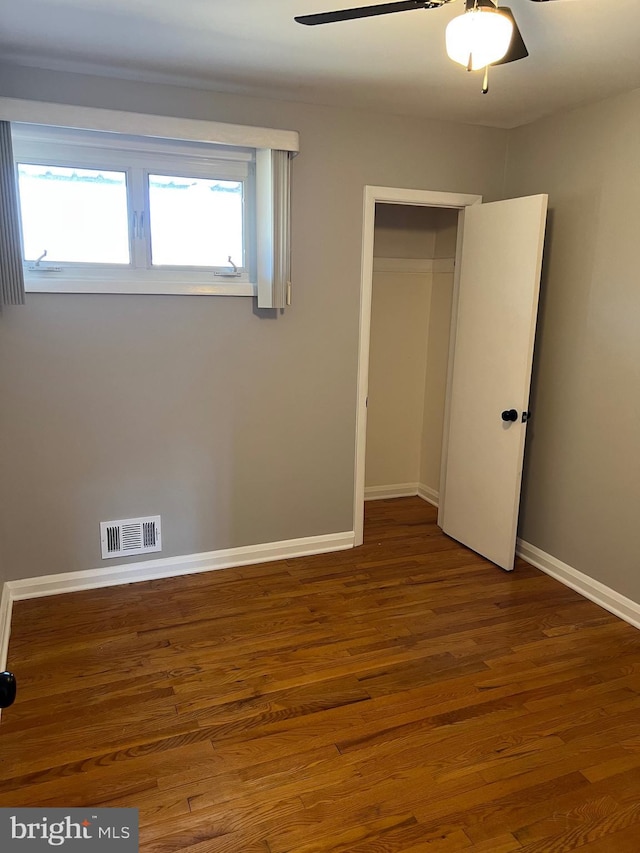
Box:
(0, 98, 299, 301)
(13, 125, 257, 296)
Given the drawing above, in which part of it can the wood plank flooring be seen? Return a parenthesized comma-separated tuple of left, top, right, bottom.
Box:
(3, 497, 640, 852)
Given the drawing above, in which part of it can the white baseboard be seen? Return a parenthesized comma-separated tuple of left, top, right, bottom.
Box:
(364, 483, 420, 501)
(516, 539, 640, 631)
(7, 531, 356, 602)
(365, 483, 440, 508)
(0, 583, 12, 672)
(417, 484, 440, 508)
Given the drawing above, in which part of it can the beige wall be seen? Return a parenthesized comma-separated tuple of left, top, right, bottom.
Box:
(368, 205, 436, 489)
(0, 64, 508, 581)
(420, 210, 458, 492)
(366, 207, 456, 492)
(505, 88, 640, 602)
(366, 269, 431, 487)
(420, 269, 454, 493)
(373, 204, 437, 259)
(434, 210, 459, 259)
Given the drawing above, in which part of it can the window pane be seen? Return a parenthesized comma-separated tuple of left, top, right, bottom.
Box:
(148, 175, 243, 268)
(18, 164, 130, 264)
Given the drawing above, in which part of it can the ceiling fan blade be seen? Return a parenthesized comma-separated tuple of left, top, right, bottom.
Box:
(491, 7, 529, 65)
(295, 0, 443, 27)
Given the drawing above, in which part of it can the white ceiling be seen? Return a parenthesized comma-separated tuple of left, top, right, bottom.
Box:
(1, 0, 639, 128)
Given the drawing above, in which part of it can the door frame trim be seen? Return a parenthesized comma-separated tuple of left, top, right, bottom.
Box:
(354, 186, 482, 546)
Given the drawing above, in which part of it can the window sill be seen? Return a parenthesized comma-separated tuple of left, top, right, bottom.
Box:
(24, 277, 257, 297)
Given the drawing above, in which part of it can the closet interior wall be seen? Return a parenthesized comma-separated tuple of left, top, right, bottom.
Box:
(366, 204, 458, 503)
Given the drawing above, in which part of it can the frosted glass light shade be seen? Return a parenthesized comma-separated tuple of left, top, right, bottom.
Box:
(446, 8, 514, 71)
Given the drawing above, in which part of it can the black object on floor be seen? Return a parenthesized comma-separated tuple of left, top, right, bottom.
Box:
(0, 671, 16, 709)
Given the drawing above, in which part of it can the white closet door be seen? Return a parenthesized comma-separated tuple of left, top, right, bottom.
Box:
(439, 194, 548, 570)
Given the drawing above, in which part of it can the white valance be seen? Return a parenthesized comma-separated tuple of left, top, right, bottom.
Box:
(0, 97, 299, 153)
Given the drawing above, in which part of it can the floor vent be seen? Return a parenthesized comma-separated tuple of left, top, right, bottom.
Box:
(100, 516, 162, 560)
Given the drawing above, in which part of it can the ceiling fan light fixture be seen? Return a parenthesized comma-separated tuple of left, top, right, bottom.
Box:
(445, 7, 514, 71)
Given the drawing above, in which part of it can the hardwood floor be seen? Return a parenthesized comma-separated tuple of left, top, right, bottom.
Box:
(3, 497, 640, 852)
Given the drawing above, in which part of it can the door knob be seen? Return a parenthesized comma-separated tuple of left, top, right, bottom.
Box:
(501, 409, 518, 422)
(0, 671, 16, 709)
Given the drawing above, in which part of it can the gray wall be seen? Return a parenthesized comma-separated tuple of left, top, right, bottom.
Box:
(505, 88, 640, 602)
(0, 64, 508, 581)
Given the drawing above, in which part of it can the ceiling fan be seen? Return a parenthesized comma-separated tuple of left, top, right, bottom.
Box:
(295, 0, 562, 93)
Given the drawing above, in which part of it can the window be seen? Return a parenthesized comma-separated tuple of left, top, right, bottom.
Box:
(147, 174, 244, 268)
(18, 164, 131, 265)
(12, 124, 258, 296)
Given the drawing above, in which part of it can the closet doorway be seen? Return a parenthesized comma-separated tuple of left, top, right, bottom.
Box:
(353, 186, 547, 570)
(365, 203, 458, 508)
(354, 187, 480, 549)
